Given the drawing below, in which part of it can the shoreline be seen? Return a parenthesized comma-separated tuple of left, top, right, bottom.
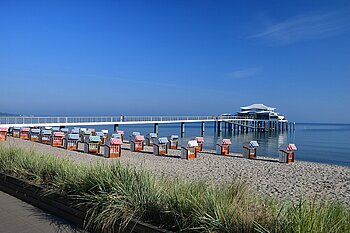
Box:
(1, 137, 349, 206)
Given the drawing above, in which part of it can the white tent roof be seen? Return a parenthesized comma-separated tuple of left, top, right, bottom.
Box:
(240, 104, 275, 111)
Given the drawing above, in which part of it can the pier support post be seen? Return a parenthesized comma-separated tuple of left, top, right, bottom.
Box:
(201, 122, 205, 136)
(217, 121, 221, 133)
(113, 124, 119, 132)
(181, 122, 185, 137)
(154, 123, 158, 134)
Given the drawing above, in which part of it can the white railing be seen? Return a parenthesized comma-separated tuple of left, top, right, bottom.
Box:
(0, 115, 244, 126)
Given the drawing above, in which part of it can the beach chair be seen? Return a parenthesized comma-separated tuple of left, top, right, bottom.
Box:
(153, 137, 168, 156)
(216, 139, 231, 156)
(60, 128, 70, 134)
(29, 129, 41, 142)
(279, 144, 297, 163)
(64, 133, 80, 151)
(83, 136, 101, 154)
(51, 127, 60, 132)
(0, 128, 8, 141)
(195, 137, 204, 152)
(101, 129, 109, 142)
(51, 132, 65, 147)
(242, 141, 259, 159)
(40, 130, 52, 144)
(181, 140, 198, 160)
(103, 138, 123, 158)
(12, 127, 20, 138)
(19, 128, 30, 139)
(146, 133, 157, 146)
(81, 130, 92, 143)
(130, 132, 144, 152)
(116, 130, 124, 141)
(96, 132, 105, 144)
(167, 135, 179, 149)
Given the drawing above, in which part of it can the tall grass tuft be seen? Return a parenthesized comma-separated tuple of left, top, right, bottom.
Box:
(0, 145, 349, 232)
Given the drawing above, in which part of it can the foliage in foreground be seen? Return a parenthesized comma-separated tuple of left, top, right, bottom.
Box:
(0, 146, 349, 233)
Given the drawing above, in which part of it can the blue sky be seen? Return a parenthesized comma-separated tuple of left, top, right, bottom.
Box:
(1, 0, 350, 123)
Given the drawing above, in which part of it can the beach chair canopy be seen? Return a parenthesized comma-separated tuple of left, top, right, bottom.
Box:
(30, 129, 41, 134)
(110, 138, 123, 145)
(89, 136, 101, 143)
(53, 132, 65, 137)
(148, 133, 157, 138)
(42, 130, 52, 135)
(169, 135, 179, 140)
(13, 127, 21, 130)
(96, 132, 104, 137)
(288, 144, 297, 151)
(187, 140, 198, 148)
(71, 129, 80, 134)
(83, 130, 92, 135)
(117, 130, 124, 135)
(0, 127, 8, 132)
(196, 137, 204, 143)
(67, 134, 80, 140)
(134, 135, 144, 141)
(158, 137, 169, 144)
(21, 128, 30, 132)
(132, 132, 141, 136)
(101, 129, 109, 134)
(87, 128, 95, 132)
(44, 126, 52, 130)
(60, 128, 69, 133)
(80, 128, 87, 132)
(250, 141, 259, 148)
(111, 133, 122, 139)
(218, 139, 231, 145)
(52, 127, 60, 131)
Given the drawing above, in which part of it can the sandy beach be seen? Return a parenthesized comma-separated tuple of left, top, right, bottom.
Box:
(1, 137, 349, 206)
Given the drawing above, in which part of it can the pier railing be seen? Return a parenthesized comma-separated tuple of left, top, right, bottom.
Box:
(0, 115, 245, 126)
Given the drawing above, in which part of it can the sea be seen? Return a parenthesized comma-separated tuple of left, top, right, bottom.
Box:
(79, 123, 350, 167)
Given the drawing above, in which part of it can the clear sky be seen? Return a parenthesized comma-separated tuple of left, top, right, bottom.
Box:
(1, 0, 349, 123)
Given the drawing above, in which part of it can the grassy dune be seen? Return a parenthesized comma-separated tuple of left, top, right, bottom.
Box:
(0, 146, 349, 232)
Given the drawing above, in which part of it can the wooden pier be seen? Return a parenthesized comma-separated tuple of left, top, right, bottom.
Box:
(0, 115, 295, 136)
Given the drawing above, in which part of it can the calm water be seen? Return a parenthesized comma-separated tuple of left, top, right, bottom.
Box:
(84, 123, 350, 167)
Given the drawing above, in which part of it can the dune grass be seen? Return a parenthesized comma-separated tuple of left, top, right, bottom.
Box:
(0, 145, 349, 232)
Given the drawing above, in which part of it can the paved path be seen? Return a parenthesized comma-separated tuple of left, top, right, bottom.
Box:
(0, 191, 84, 233)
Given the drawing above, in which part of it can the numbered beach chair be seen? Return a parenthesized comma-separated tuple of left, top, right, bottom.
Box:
(29, 129, 41, 142)
(153, 137, 169, 156)
(40, 130, 52, 144)
(83, 136, 101, 154)
(51, 132, 65, 147)
(195, 137, 204, 152)
(181, 140, 198, 160)
(103, 138, 123, 158)
(64, 133, 80, 151)
(0, 128, 8, 141)
(279, 144, 297, 163)
(130, 132, 144, 152)
(20, 128, 30, 139)
(242, 141, 259, 159)
(12, 127, 20, 137)
(146, 133, 157, 146)
(167, 135, 179, 149)
(216, 139, 231, 156)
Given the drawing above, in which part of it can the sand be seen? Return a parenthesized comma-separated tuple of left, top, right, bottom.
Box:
(1, 137, 349, 206)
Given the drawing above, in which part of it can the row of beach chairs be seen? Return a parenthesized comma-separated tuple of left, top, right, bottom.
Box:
(0, 127, 297, 163)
